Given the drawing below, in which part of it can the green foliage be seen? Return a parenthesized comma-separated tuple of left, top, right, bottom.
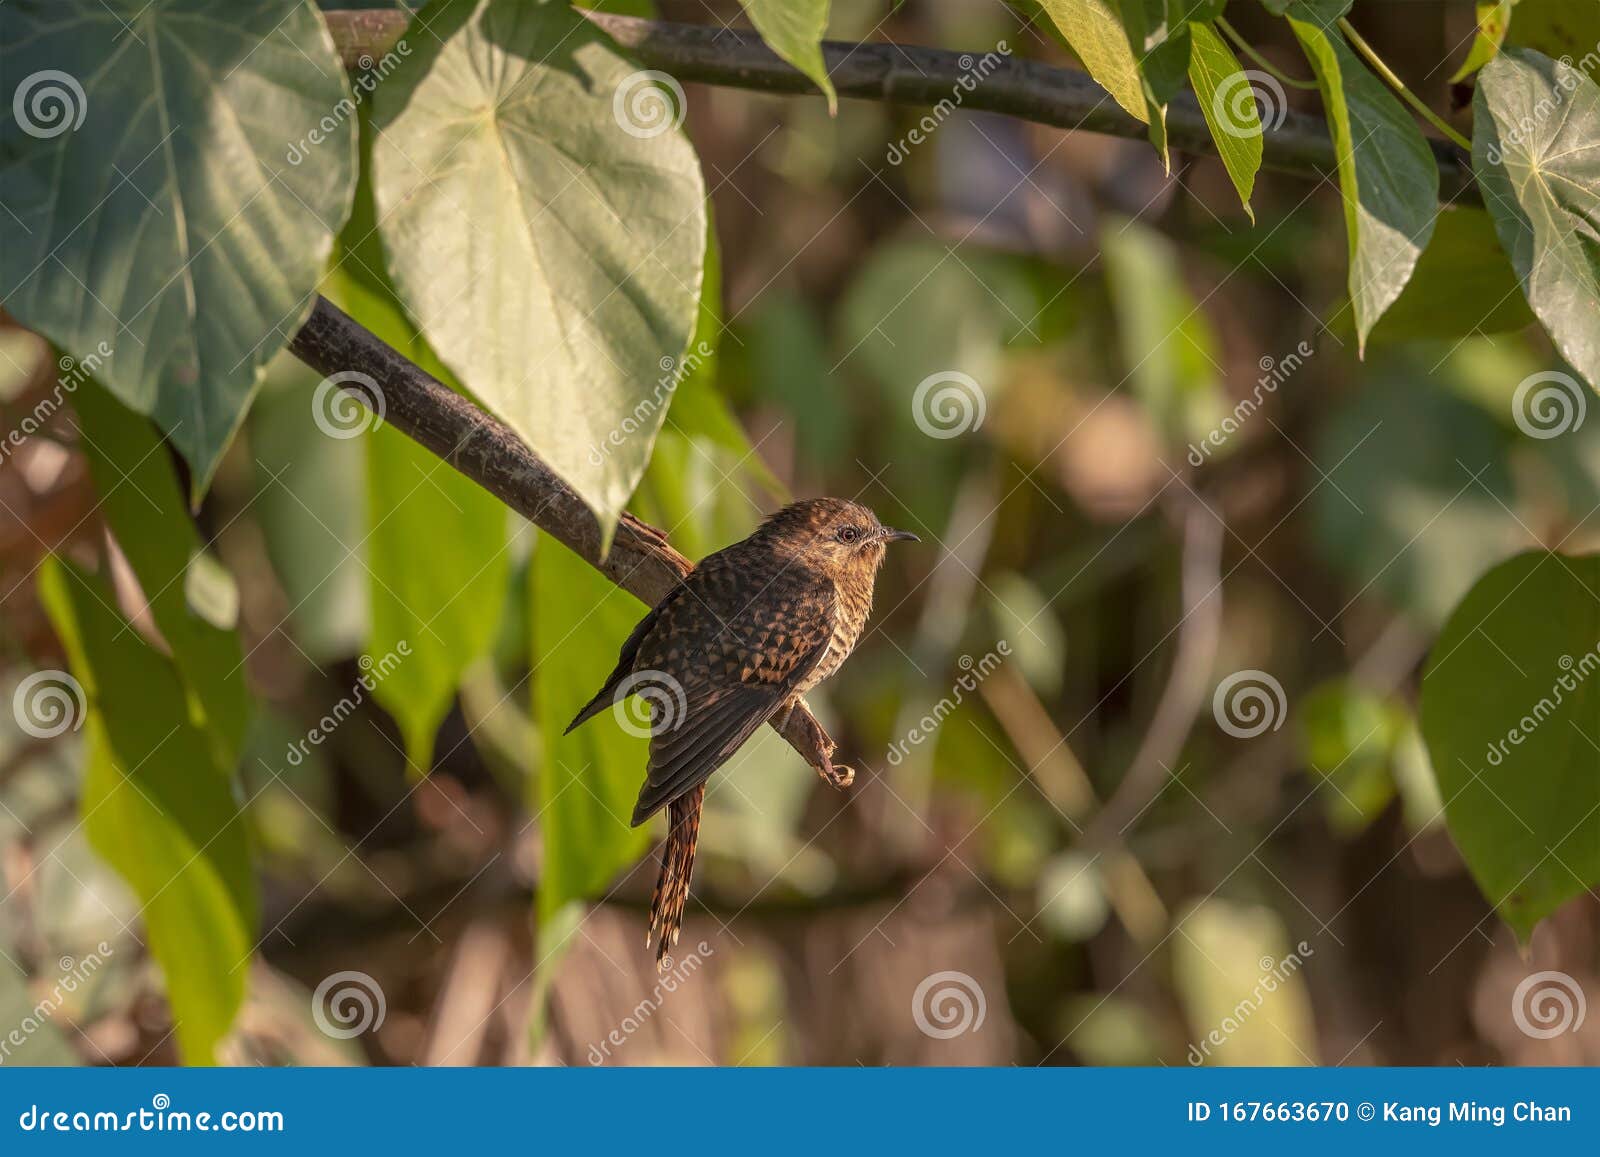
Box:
(38, 559, 257, 1065)
(1473, 49, 1600, 394)
(737, 0, 837, 112)
(1036, 0, 1152, 122)
(0, 0, 357, 495)
(1420, 552, 1600, 941)
(369, 0, 707, 547)
(1187, 21, 1262, 221)
(1291, 18, 1438, 352)
(1451, 1, 1516, 83)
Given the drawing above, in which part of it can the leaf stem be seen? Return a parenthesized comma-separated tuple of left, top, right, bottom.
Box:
(1215, 16, 1319, 90)
(1337, 18, 1472, 150)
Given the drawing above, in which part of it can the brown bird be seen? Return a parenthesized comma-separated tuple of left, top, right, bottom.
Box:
(566, 497, 918, 968)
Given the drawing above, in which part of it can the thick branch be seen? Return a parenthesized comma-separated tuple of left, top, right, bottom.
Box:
(322, 8, 1475, 203)
(286, 296, 842, 774)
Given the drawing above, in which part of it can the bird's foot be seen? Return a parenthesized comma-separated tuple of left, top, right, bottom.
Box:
(819, 761, 855, 791)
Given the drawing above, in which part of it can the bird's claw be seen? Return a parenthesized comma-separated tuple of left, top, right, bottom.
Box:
(820, 762, 855, 791)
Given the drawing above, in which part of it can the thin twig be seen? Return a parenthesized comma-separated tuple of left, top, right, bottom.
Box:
(319, 8, 1476, 203)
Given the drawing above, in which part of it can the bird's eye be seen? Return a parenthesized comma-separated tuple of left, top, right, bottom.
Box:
(836, 525, 861, 544)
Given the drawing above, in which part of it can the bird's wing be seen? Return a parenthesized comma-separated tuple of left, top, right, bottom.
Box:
(564, 583, 686, 735)
(630, 558, 835, 826)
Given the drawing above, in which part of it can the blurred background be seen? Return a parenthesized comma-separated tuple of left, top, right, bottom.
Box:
(3, 0, 1598, 1066)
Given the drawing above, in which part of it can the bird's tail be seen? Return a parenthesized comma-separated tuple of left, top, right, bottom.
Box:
(647, 783, 704, 971)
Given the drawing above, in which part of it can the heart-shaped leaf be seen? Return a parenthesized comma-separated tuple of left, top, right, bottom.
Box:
(0, 0, 357, 493)
(1420, 551, 1600, 940)
(1474, 48, 1600, 393)
(371, 0, 706, 547)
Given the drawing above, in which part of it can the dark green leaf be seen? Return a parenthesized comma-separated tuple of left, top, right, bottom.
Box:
(1292, 18, 1439, 351)
(371, 0, 706, 546)
(37, 558, 257, 1064)
(1473, 48, 1600, 393)
(1420, 550, 1600, 939)
(0, 0, 357, 494)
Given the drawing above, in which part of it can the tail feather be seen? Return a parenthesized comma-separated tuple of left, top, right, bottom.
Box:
(647, 784, 704, 970)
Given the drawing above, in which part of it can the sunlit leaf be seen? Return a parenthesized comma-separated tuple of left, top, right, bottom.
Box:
(1292, 18, 1439, 351)
(371, 0, 706, 546)
(37, 558, 257, 1064)
(1187, 21, 1262, 221)
(1036, 1, 1150, 122)
(737, 0, 836, 113)
(1451, 0, 1516, 83)
(1474, 48, 1600, 393)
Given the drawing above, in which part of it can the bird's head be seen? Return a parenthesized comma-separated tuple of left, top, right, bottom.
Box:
(759, 497, 919, 580)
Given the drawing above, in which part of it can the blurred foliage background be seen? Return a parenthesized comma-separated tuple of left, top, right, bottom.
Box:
(3, 0, 1599, 1066)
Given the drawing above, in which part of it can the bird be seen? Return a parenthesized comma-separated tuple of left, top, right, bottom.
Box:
(565, 497, 919, 969)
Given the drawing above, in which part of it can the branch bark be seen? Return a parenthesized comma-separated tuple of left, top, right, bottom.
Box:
(321, 8, 1476, 203)
(286, 295, 844, 777)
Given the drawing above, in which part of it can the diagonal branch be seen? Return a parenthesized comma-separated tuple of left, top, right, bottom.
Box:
(321, 8, 1476, 203)
(286, 295, 844, 777)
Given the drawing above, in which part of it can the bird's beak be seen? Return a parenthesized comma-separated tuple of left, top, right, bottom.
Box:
(879, 527, 920, 543)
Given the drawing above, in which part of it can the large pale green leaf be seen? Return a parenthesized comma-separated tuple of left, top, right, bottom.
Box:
(1037, 1, 1151, 122)
(37, 558, 257, 1064)
(1473, 49, 1600, 393)
(737, 0, 836, 113)
(71, 382, 250, 767)
(1292, 18, 1439, 351)
(327, 123, 510, 771)
(0, 0, 357, 494)
(531, 539, 652, 923)
(1187, 21, 1262, 221)
(371, 0, 706, 547)
(1420, 551, 1600, 939)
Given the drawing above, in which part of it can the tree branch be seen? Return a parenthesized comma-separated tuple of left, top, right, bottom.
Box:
(321, 8, 1476, 203)
(286, 296, 844, 777)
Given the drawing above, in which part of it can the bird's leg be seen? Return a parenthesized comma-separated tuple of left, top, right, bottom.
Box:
(789, 698, 855, 791)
